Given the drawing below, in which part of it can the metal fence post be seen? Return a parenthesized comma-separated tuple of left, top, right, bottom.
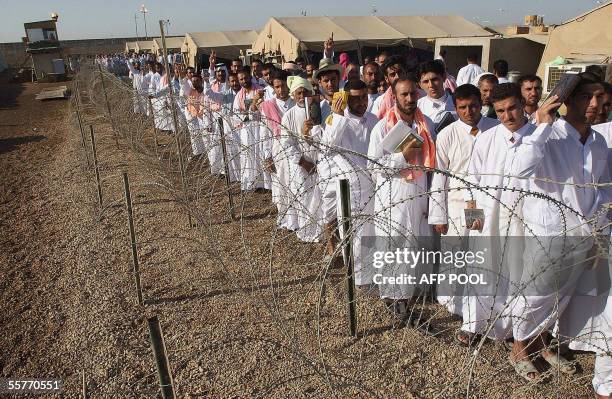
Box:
(147, 315, 176, 399)
(122, 172, 144, 306)
(338, 179, 357, 337)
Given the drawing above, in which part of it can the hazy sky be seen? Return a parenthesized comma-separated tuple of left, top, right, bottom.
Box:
(1, 0, 607, 42)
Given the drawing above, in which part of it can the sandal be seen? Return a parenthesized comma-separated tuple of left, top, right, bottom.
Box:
(509, 356, 540, 383)
(541, 352, 577, 375)
(455, 330, 479, 347)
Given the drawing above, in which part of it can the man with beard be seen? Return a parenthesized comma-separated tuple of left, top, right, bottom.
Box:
(230, 58, 243, 74)
(367, 75, 436, 328)
(184, 74, 206, 160)
(478, 73, 499, 118)
(345, 62, 360, 83)
(372, 55, 408, 119)
(251, 58, 264, 81)
(259, 70, 298, 230)
(305, 63, 316, 79)
(201, 62, 229, 176)
(313, 58, 343, 260)
(322, 79, 376, 286)
(518, 74, 542, 120)
(362, 62, 382, 112)
(280, 76, 323, 242)
(509, 73, 610, 382)
(232, 66, 268, 191)
(204, 72, 243, 182)
(428, 84, 499, 335)
(417, 60, 456, 125)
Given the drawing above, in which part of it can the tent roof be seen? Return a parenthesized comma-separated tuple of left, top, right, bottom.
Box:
(537, 3, 612, 76)
(378, 15, 491, 38)
(152, 36, 184, 50)
(270, 15, 491, 43)
(186, 30, 258, 49)
(135, 40, 153, 50)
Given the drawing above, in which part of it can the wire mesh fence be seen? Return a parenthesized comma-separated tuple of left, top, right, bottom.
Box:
(69, 61, 612, 398)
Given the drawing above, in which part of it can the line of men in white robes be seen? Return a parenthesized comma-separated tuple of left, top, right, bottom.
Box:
(114, 46, 612, 395)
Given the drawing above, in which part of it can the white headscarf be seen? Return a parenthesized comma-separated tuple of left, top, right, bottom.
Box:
(287, 75, 314, 96)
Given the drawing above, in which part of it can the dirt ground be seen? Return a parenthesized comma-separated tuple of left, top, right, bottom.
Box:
(0, 69, 599, 398)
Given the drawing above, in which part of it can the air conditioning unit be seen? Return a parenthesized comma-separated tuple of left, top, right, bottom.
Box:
(544, 63, 608, 93)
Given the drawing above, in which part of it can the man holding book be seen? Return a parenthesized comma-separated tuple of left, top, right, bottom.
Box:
(509, 72, 610, 382)
(280, 76, 323, 243)
(428, 84, 499, 324)
(367, 75, 436, 327)
(322, 79, 377, 286)
(417, 60, 456, 126)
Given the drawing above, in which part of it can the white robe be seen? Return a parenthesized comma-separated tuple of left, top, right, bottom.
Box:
(232, 88, 266, 190)
(262, 97, 299, 230)
(280, 105, 323, 242)
(367, 93, 381, 114)
(203, 82, 227, 175)
(417, 93, 456, 125)
(149, 72, 175, 132)
(428, 116, 499, 315)
(367, 114, 435, 299)
(322, 111, 377, 285)
(456, 63, 485, 87)
(316, 99, 340, 223)
(204, 86, 241, 182)
(459, 121, 543, 339)
(511, 119, 611, 341)
(564, 123, 612, 396)
(126, 62, 148, 114)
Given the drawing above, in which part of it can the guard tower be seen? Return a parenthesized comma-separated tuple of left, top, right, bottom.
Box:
(24, 13, 64, 81)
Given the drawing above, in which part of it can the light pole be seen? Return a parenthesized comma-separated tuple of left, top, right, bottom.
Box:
(134, 13, 139, 40)
(140, 4, 148, 39)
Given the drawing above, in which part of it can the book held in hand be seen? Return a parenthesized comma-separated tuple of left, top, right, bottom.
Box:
(381, 120, 424, 154)
(464, 208, 485, 231)
(436, 111, 456, 133)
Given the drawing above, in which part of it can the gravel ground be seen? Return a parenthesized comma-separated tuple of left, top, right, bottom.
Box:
(0, 70, 599, 398)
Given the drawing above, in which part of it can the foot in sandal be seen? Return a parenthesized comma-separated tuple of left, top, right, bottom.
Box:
(541, 350, 577, 375)
(509, 354, 540, 382)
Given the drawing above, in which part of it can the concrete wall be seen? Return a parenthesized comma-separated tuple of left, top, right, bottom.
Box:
(435, 36, 544, 78)
(435, 37, 491, 76)
(0, 36, 140, 68)
(488, 37, 544, 76)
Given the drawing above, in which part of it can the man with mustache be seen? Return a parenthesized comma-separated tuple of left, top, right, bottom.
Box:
(280, 76, 323, 242)
(509, 73, 610, 382)
(518, 74, 543, 120)
(367, 75, 436, 331)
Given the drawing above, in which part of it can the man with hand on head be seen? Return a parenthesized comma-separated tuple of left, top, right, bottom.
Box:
(322, 79, 377, 284)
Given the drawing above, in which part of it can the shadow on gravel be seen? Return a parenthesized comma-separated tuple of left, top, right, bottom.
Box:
(0, 135, 47, 155)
